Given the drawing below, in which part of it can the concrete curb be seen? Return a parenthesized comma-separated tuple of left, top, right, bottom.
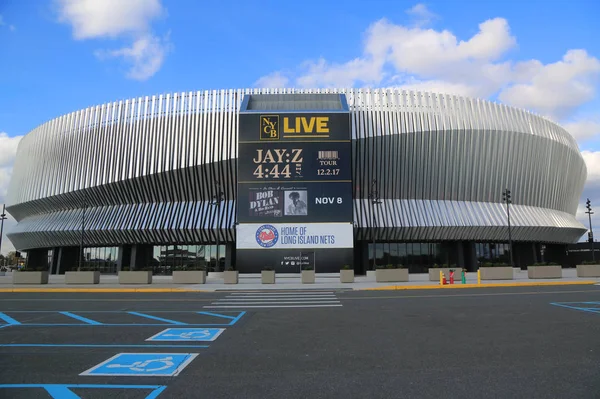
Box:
(0, 288, 206, 293)
(360, 281, 599, 290)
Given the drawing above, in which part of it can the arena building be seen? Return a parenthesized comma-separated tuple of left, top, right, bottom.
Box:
(5, 89, 587, 274)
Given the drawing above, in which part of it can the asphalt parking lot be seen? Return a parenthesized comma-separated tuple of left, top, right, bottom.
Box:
(1, 285, 600, 399)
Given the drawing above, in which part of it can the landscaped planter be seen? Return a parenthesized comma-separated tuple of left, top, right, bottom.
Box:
(172, 270, 206, 284)
(261, 270, 275, 284)
(428, 268, 460, 281)
(527, 265, 562, 279)
(340, 269, 354, 283)
(301, 270, 315, 284)
(224, 270, 239, 284)
(118, 270, 152, 284)
(576, 264, 600, 277)
(13, 271, 49, 284)
(479, 267, 514, 280)
(65, 271, 100, 284)
(376, 268, 409, 282)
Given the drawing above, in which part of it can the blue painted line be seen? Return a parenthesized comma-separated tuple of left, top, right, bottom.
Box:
(0, 384, 165, 388)
(0, 384, 167, 399)
(551, 303, 600, 314)
(128, 312, 187, 325)
(230, 311, 246, 325)
(0, 312, 20, 325)
(197, 311, 236, 320)
(0, 323, 232, 327)
(0, 344, 209, 348)
(59, 311, 102, 325)
(0, 324, 13, 329)
(44, 385, 79, 399)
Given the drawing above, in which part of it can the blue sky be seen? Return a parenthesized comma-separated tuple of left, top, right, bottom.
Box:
(0, 0, 599, 253)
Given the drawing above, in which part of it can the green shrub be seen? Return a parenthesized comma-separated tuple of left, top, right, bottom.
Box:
(262, 267, 274, 271)
(581, 260, 600, 265)
(301, 265, 314, 271)
(342, 265, 352, 270)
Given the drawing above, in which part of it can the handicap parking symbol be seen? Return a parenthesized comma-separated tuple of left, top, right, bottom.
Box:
(80, 353, 198, 377)
(146, 328, 225, 342)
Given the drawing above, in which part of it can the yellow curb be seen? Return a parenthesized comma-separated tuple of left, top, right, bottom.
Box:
(0, 288, 208, 293)
(360, 281, 599, 290)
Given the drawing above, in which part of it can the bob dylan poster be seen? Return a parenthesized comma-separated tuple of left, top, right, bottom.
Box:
(249, 189, 284, 217)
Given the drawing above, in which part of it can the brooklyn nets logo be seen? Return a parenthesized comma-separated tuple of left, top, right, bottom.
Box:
(255, 224, 279, 248)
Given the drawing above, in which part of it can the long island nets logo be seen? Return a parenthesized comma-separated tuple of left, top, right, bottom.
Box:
(260, 115, 279, 140)
(255, 224, 279, 248)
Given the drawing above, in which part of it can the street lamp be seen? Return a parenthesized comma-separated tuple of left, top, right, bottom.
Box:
(586, 198, 594, 262)
(211, 184, 225, 272)
(502, 188, 514, 268)
(368, 179, 382, 270)
(0, 204, 7, 258)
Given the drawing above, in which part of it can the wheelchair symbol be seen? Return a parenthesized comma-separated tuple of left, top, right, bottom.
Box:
(106, 356, 174, 372)
(161, 330, 212, 339)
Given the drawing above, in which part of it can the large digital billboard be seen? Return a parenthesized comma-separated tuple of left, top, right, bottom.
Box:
(236, 95, 354, 273)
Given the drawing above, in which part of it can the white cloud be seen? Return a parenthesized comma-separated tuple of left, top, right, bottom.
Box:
(0, 14, 15, 31)
(255, 8, 600, 123)
(56, 0, 170, 80)
(0, 133, 22, 169)
(406, 3, 438, 27)
(562, 119, 600, 142)
(253, 72, 290, 88)
(0, 132, 22, 255)
(96, 34, 170, 81)
(499, 50, 600, 120)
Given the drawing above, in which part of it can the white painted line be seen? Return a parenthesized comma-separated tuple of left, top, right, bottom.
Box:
(218, 297, 336, 301)
(229, 292, 335, 296)
(213, 301, 341, 305)
(204, 305, 343, 308)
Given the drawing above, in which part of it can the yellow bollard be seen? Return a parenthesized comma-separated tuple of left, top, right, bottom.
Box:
(439, 270, 443, 286)
(477, 269, 481, 285)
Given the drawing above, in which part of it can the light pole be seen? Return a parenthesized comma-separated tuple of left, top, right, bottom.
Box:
(211, 184, 225, 272)
(586, 198, 594, 262)
(0, 204, 7, 258)
(502, 188, 514, 267)
(78, 196, 87, 271)
(368, 179, 382, 270)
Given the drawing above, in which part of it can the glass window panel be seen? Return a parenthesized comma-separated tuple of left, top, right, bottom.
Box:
(390, 243, 399, 265)
(375, 243, 384, 266)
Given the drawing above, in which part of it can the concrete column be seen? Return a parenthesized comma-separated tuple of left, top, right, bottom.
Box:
(56, 247, 79, 274)
(117, 245, 131, 272)
(130, 244, 153, 271)
(51, 247, 60, 274)
(26, 248, 49, 271)
(225, 243, 233, 270)
(464, 242, 477, 272)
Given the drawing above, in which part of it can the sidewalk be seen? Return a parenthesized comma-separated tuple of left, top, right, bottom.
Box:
(0, 269, 598, 292)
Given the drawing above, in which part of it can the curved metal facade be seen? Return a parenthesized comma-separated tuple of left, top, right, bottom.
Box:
(6, 89, 587, 250)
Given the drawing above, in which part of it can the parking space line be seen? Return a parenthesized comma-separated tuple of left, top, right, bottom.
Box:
(0, 312, 21, 325)
(0, 384, 167, 399)
(59, 311, 102, 325)
(197, 311, 246, 325)
(127, 311, 187, 325)
(0, 344, 210, 348)
(205, 304, 343, 308)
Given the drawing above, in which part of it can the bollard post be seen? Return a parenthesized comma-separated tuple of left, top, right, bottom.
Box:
(461, 270, 466, 284)
(439, 270, 443, 286)
(449, 270, 455, 284)
(477, 269, 481, 285)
